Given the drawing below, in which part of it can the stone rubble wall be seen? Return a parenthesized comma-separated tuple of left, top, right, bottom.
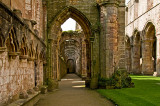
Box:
(0, 51, 35, 103)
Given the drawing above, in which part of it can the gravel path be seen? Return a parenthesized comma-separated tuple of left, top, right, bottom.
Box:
(35, 74, 114, 106)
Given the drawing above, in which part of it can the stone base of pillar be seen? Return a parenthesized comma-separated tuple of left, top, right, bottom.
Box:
(19, 91, 29, 99)
(142, 71, 153, 75)
(81, 74, 87, 80)
(132, 72, 142, 75)
(47, 80, 59, 92)
(153, 72, 157, 77)
(85, 78, 91, 88)
(90, 77, 98, 89)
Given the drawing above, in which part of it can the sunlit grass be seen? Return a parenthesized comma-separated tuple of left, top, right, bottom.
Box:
(97, 75, 160, 106)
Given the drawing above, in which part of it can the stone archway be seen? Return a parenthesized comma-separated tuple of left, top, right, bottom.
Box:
(47, 6, 92, 82)
(142, 22, 156, 75)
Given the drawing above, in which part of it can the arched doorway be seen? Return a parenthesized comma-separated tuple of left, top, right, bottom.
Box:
(142, 22, 156, 75)
(67, 59, 75, 73)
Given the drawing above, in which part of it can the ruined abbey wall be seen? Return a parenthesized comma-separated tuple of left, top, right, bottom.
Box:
(0, 1, 46, 104)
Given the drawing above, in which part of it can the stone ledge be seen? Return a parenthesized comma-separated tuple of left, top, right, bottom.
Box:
(8, 91, 40, 106)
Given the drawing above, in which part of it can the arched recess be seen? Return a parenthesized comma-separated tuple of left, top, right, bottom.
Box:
(35, 44, 39, 60)
(0, 30, 5, 47)
(5, 28, 19, 52)
(125, 35, 131, 73)
(28, 41, 35, 59)
(20, 35, 28, 56)
(48, 6, 92, 80)
(132, 30, 141, 74)
(142, 22, 156, 75)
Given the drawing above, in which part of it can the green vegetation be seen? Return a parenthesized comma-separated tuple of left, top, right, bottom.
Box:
(98, 69, 134, 89)
(62, 30, 80, 36)
(97, 75, 160, 106)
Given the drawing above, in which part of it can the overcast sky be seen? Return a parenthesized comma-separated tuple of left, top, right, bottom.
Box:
(61, 18, 76, 31)
(61, 0, 130, 31)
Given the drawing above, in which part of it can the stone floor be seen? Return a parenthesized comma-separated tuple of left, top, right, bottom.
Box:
(35, 74, 114, 106)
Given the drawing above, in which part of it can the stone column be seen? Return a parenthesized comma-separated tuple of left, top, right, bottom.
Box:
(81, 40, 87, 78)
(156, 34, 160, 76)
(117, 1, 126, 69)
(99, 1, 118, 78)
(125, 46, 131, 73)
(132, 44, 141, 74)
(90, 36, 98, 89)
(52, 40, 58, 80)
(47, 38, 54, 80)
(142, 39, 153, 75)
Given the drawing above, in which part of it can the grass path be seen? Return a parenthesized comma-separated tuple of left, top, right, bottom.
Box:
(97, 75, 160, 106)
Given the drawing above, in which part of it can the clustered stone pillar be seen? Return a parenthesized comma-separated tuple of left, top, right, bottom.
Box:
(100, 1, 118, 78)
(81, 40, 87, 78)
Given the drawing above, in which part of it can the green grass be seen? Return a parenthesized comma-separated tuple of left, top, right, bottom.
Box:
(97, 75, 160, 106)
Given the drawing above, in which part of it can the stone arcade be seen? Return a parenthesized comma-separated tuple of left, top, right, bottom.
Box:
(0, 0, 127, 104)
(125, 0, 160, 76)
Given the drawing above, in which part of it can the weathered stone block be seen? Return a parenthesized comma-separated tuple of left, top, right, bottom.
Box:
(19, 92, 28, 99)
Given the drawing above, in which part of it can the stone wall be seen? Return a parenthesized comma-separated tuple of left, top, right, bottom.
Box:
(59, 57, 67, 79)
(0, 1, 46, 104)
(0, 0, 46, 39)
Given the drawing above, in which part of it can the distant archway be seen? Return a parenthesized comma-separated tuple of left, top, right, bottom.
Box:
(67, 59, 75, 73)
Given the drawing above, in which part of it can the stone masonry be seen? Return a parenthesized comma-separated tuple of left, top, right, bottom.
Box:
(0, 0, 46, 104)
(0, 0, 127, 104)
(125, 0, 160, 76)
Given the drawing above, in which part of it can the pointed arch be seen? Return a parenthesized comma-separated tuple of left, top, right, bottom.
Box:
(35, 44, 39, 60)
(144, 22, 156, 39)
(142, 22, 157, 74)
(5, 27, 19, 52)
(0, 36, 4, 47)
(20, 35, 28, 55)
(48, 6, 92, 39)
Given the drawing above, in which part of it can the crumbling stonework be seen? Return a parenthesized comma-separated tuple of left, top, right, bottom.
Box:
(125, 0, 160, 76)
